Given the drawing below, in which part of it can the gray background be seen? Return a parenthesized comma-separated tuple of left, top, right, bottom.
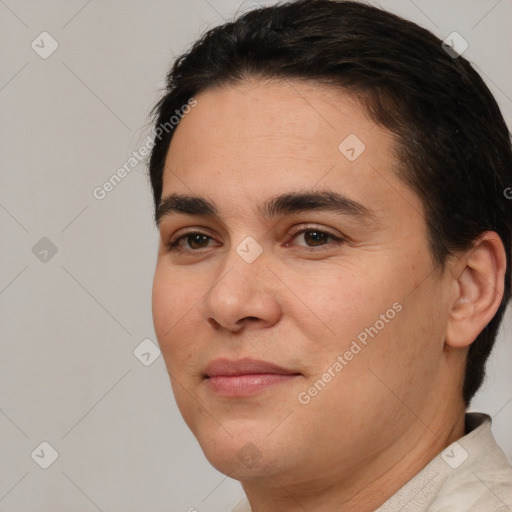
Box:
(0, 0, 511, 510)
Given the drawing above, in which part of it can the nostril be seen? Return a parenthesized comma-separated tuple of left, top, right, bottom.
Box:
(208, 316, 257, 332)
(208, 318, 221, 329)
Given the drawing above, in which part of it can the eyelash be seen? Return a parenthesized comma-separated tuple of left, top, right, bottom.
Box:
(166, 225, 345, 253)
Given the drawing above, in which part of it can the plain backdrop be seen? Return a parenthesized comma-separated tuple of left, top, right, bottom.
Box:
(0, 0, 511, 510)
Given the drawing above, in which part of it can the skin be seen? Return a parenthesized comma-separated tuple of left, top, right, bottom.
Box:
(152, 79, 506, 512)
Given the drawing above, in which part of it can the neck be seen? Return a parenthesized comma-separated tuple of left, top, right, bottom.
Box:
(240, 403, 466, 512)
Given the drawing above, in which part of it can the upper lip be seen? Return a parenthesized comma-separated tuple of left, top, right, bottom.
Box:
(204, 357, 300, 378)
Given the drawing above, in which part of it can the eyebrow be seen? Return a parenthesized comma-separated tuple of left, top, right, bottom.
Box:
(156, 190, 376, 226)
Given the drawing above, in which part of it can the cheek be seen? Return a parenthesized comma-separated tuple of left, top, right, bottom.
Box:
(152, 265, 204, 361)
(286, 263, 392, 348)
(349, 270, 447, 404)
(289, 254, 438, 375)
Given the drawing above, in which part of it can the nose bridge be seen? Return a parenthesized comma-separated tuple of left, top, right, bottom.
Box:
(209, 238, 265, 305)
(202, 237, 280, 329)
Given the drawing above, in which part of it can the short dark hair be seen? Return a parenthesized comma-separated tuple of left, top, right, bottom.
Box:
(148, 0, 512, 405)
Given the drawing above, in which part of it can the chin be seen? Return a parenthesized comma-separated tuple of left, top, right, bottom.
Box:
(202, 441, 268, 478)
(192, 424, 274, 476)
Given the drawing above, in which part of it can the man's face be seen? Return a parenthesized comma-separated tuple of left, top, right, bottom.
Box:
(152, 80, 456, 484)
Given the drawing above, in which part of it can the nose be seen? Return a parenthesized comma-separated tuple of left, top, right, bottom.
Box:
(202, 247, 282, 333)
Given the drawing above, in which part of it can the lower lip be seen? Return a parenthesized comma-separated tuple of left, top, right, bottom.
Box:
(205, 373, 300, 397)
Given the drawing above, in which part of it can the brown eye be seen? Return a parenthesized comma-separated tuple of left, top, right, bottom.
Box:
(167, 231, 217, 252)
(290, 228, 342, 248)
(303, 230, 331, 246)
(186, 233, 211, 249)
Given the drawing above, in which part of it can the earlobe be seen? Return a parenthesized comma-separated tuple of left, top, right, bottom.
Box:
(445, 232, 506, 349)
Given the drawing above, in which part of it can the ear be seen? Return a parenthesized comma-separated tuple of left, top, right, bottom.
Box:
(445, 232, 507, 349)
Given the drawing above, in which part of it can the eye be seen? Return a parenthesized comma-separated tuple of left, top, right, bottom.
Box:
(165, 226, 344, 254)
(287, 226, 345, 249)
(166, 231, 219, 252)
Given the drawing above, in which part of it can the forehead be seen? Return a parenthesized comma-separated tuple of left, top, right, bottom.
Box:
(166, 79, 380, 169)
(161, 79, 423, 225)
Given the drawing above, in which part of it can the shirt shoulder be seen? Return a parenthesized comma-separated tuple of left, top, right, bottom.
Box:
(429, 413, 512, 511)
(378, 412, 512, 512)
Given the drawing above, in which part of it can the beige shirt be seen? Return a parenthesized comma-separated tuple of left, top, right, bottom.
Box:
(230, 413, 512, 511)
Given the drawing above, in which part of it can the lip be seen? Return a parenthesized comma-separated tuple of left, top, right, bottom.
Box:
(204, 357, 299, 377)
(203, 357, 301, 397)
